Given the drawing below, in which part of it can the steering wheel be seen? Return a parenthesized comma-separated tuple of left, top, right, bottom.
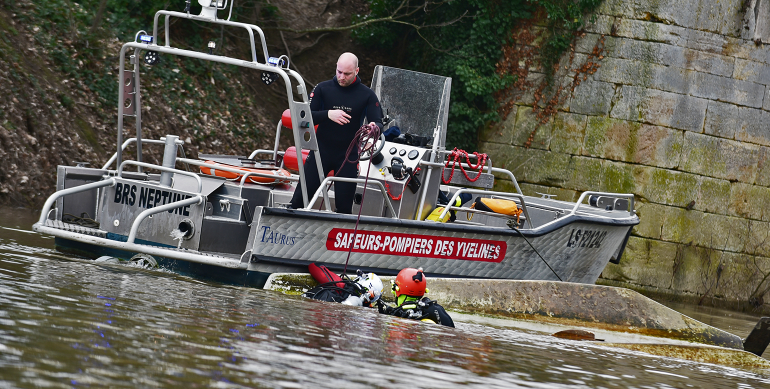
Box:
(359, 133, 386, 161)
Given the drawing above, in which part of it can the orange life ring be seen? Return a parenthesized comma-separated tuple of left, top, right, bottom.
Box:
(200, 161, 293, 184)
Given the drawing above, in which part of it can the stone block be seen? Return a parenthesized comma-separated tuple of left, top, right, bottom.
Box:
(733, 58, 770, 85)
(637, 167, 699, 208)
(599, 0, 743, 37)
(602, 37, 685, 68)
(601, 160, 641, 194)
(565, 155, 604, 192)
(690, 72, 765, 108)
(685, 27, 730, 55)
(601, 236, 679, 290)
(518, 182, 579, 202)
(729, 182, 770, 221)
(549, 112, 587, 155)
(765, 86, 770, 111)
(633, 202, 667, 240)
(680, 132, 760, 182)
(756, 146, 770, 186)
(696, 176, 732, 215)
(512, 106, 551, 150)
(612, 18, 688, 46)
(583, 14, 615, 35)
(660, 206, 748, 252)
(747, 220, 770, 257)
(713, 252, 770, 301)
(610, 86, 708, 133)
(681, 48, 735, 77)
(582, 117, 682, 169)
(634, 124, 684, 168)
(479, 106, 516, 144)
(569, 80, 616, 116)
(479, 143, 571, 187)
(592, 57, 656, 86)
(704, 100, 738, 139)
(734, 108, 770, 146)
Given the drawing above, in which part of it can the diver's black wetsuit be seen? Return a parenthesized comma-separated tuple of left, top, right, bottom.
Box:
(289, 76, 383, 214)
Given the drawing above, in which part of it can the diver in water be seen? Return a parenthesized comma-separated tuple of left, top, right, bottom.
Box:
(377, 267, 455, 327)
(303, 265, 384, 307)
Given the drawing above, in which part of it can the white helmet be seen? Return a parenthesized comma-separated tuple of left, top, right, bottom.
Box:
(356, 272, 383, 304)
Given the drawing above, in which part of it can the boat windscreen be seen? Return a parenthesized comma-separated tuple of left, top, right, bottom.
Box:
(371, 66, 451, 148)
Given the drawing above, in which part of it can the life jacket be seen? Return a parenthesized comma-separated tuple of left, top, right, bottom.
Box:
(377, 297, 455, 327)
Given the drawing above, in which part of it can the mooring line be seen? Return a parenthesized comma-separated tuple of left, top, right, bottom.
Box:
(512, 227, 563, 282)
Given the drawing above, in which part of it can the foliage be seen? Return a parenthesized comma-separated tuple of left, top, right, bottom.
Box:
(352, 0, 603, 150)
(531, 0, 603, 84)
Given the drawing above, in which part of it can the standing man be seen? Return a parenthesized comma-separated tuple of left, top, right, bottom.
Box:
(290, 52, 383, 214)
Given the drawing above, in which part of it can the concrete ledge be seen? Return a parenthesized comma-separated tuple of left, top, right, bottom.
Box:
(264, 273, 743, 350)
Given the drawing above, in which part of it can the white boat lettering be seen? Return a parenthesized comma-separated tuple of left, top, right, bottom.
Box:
(260, 226, 299, 246)
(327, 228, 505, 262)
(113, 183, 191, 216)
(567, 229, 607, 248)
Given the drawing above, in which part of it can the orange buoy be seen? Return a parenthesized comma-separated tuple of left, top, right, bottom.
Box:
(200, 161, 292, 184)
(282, 146, 310, 172)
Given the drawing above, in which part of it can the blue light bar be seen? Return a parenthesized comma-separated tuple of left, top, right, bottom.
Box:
(139, 35, 153, 44)
(267, 57, 282, 67)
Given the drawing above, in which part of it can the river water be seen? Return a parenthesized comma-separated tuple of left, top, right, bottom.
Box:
(1, 206, 769, 388)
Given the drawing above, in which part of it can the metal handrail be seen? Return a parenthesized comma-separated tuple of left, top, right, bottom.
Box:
(127, 195, 203, 243)
(436, 189, 533, 229)
(35, 178, 117, 226)
(571, 191, 636, 217)
(118, 161, 203, 193)
(176, 158, 298, 189)
(420, 160, 523, 195)
(102, 137, 184, 170)
(153, 10, 269, 63)
(305, 177, 397, 218)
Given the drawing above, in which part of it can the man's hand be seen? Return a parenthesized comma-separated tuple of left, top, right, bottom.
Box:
(328, 109, 351, 125)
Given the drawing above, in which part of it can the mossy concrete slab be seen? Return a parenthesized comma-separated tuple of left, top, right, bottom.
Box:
(265, 273, 745, 350)
(729, 183, 770, 221)
(610, 86, 708, 133)
(511, 106, 551, 150)
(583, 116, 683, 169)
(680, 132, 759, 183)
(602, 236, 679, 290)
(549, 112, 588, 155)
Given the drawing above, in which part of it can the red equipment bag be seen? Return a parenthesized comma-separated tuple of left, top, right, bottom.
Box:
(308, 263, 344, 289)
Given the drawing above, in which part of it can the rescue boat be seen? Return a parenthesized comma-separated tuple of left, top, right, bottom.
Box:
(32, 1, 639, 288)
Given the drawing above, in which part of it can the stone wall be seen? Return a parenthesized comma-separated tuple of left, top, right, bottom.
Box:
(480, 0, 770, 311)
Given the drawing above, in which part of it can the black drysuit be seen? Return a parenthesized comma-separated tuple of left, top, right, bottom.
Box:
(290, 76, 383, 213)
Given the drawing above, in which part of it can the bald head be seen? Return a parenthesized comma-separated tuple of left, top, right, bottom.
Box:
(336, 52, 359, 87)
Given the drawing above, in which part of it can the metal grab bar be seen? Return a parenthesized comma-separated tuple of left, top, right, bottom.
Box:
(35, 178, 117, 226)
(305, 177, 398, 219)
(127, 195, 203, 244)
(435, 189, 533, 229)
(152, 10, 269, 63)
(419, 161, 523, 195)
(102, 137, 185, 170)
(118, 161, 203, 193)
(572, 191, 636, 217)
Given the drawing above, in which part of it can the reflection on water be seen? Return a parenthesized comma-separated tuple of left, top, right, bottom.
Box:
(1, 206, 770, 388)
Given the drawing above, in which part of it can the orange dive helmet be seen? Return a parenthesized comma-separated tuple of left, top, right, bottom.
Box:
(393, 267, 427, 298)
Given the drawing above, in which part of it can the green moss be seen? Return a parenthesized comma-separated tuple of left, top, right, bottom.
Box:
(602, 161, 636, 193)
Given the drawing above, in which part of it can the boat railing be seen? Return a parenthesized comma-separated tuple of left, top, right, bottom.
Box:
(127, 195, 203, 244)
(118, 160, 203, 193)
(35, 178, 118, 226)
(419, 160, 524, 195)
(305, 177, 398, 219)
(571, 191, 636, 218)
(436, 189, 533, 229)
(102, 137, 186, 170)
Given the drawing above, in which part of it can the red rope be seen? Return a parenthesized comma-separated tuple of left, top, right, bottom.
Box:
(342, 123, 381, 276)
(383, 167, 421, 201)
(441, 148, 488, 184)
